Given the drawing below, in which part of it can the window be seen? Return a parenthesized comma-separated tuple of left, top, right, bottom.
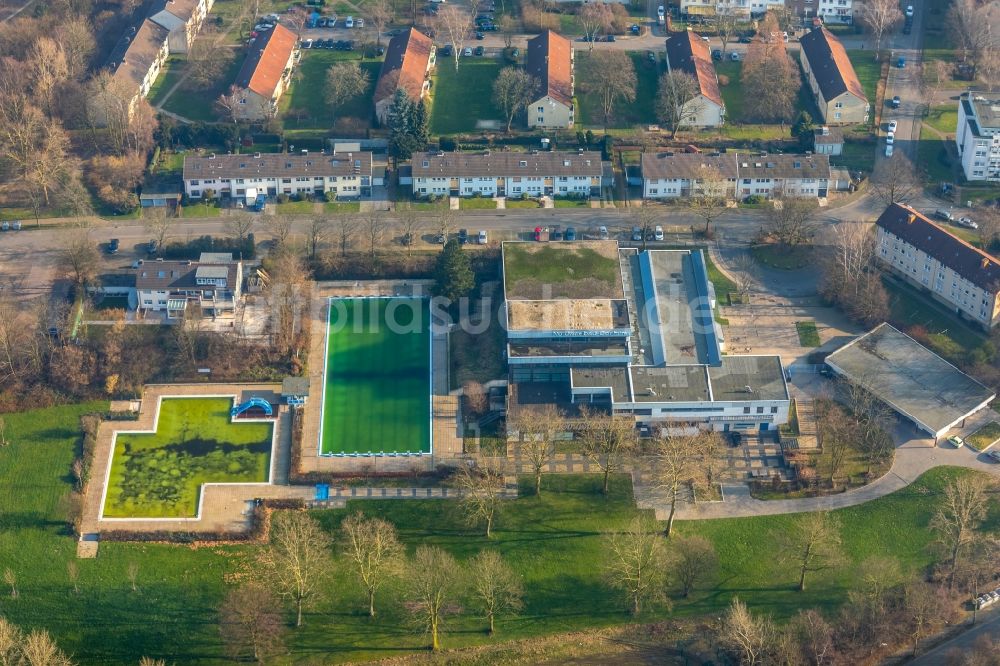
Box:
(756, 406, 764, 414)
(770, 406, 778, 414)
(743, 406, 751, 414)
(537, 106, 544, 112)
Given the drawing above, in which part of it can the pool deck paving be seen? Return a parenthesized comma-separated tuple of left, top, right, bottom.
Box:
(80, 383, 308, 539)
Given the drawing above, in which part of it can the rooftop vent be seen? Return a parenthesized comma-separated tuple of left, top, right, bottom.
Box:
(254, 152, 261, 158)
(983, 257, 991, 269)
(208, 153, 216, 159)
(907, 213, 916, 224)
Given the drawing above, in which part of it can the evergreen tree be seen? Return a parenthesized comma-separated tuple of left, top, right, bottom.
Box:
(413, 99, 430, 146)
(433, 239, 475, 302)
(791, 111, 815, 149)
(388, 90, 417, 160)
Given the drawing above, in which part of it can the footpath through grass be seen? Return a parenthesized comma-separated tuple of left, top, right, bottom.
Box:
(0, 404, 998, 662)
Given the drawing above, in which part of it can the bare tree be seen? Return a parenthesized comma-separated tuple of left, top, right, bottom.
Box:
(578, 2, 613, 50)
(396, 209, 425, 257)
(650, 432, 708, 537)
(493, 67, 538, 133)
(264, 214, 293, 248)
(742, 16, 800, 123)
(688, 165, 731, 236)
(785, 511, 843, 592)
(955, 535, 1000, 625)
(720, 598, 773, 666)
(26, 38, 69, 117)
(857, 0, 903, 57)
(716, 3, 743, 56)
(903, 581, 950, 656)
(18, 629, 73, 666)
(930, 474, 992, 590)
(851, 554, 904, 638)
(668, 534, 718, 598)
(732, 253, 758, 302)
(139, 658, 167, 666)
(219, 581, 286, 663)
(463, 380, 489, 419)
(454, 455, 508, 537)
(498, 14, 517, 49)
(144, 207, 172, 250)
(870, 152, 920, 205)
(578, 406, 637, 495)
(977, 207, 1000, 249)
(216, 86, 243, 126)
(506, 404, 565, 495)
(628, 205, 658, 251)
(332, 215, 356, 257)
(363, 210, 388, 259)
(306, 217, 330, 260)
(188, 38, 233, 89)
(325, 62, 371, 120)
(405, 545, 463, 651)
(259, 511, 331, 627)
(436, 6, 474, 70)
(656, 71, 703, 139)
(468, 550, 523, 635)
(786, 608, 835, 666)
(60, 232, 99, 288)
(584, 51, 636, 132)
(948, 0, 996, 78)
(604, 517, 667, 614)
(840, 374, 894, 475)
(763, 198, 818, 246)
(227, 213, 256, 248)
(369, 0, 394, 46)
(340, 512, 404, 617)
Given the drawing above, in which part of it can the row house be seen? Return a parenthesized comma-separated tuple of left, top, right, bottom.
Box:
(232, 24, 298, 121)
(92, 19, 170, 124)
(641, 151, 830, 199)
(410, 150, 607, 198)
(956, 91, 1000, 182)
(875, 203, 1000, 329)
(182, 151, 373, 199)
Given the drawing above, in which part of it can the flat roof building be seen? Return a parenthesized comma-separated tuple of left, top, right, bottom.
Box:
(826, 323, 994, 439)
(956, 91, 1000, 182)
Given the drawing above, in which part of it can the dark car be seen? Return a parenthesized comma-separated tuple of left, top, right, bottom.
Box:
(630, 24, 640, 34)
(107, 238, 120, 254)
(147, 239, 158, 255)
(564, 226, 577, 241)
(440, 44, 453, 57)
(475, 31, 484, 40)
(891, 95, 901, 108)
(551, 225, 563, 241)
(712, 48, 722, 60)
(739, 35, 753, 43)
(458, 228, 468, 244)
(324, 39, 337, 49)
(474, 45, 484, 55)
(902, 22, 912, 34)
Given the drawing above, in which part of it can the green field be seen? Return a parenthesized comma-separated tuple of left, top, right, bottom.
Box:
(280, 51, 381, 130)
(966, 421, 1000, 451)
(795, 321, 821, 347)
(104, 398, 273, 518)
(576, 52, 658, 128)
(1, 401, 999, 662)
(503, 243, 621, 298)
(321, 297, 431, 455)
(429, 59, 504, 134)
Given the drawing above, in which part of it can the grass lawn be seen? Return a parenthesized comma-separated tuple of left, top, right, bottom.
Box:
(553, 198, 589, 208)
(275, 200, 316, 214)
(460, 197, 497, 210)
(965, 421, 1000, 452)
(846, 50, 881, 109)
(503, 243, 621, 298)
(751, 243, 813, 270)
(179, 202, 222, 218)
(832, 141, 877, 173)
(324, 201, 361, 213)
(430, 59, 504, 135)
(925, 104, 958, 134)
(105, 398, 273, 518)
(322, 297, 431, 455)
(397, 199, 448, 211)
(450, 283, 507, 388)
(795, 321, 821, 347)
(703, 250, 736, 304)
(576, 52, 658, 128)
(2, 401, 999, 662)
(883, 275, 986, 362)
(505, 198, 541, 209)
(715, 61, 744, 120)
(918, 125, 953, 182)
(161, 57, 243, 122)
(280, 51, 380, 130)
(146, 57, 185, 107)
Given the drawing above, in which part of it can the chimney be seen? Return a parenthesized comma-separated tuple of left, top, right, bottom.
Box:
(821, 126, 830, 136)
(983, 257, 991, 269)
(907, 213, 916, 224)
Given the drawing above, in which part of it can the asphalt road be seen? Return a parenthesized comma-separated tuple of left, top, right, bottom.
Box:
(874, 0, 925, 169)
(908, 607, 1000, 664)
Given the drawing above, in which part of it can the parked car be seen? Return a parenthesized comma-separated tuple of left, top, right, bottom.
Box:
(935, 209, 955, 221)
(565, 227, 576, 241)
(606, 34, 616, 42)
(891, 95, 901, 108)
(730, 51, 741, 61)
(463, 46, 473, 56)
(440, 44, 453, 56)
(474, 45, 484, 55)
(738, 35, 753, 43)
(630, 24, 640, 34)
(107, 238, 120, 254)
(887, 119, 898, 133)
(905, 4, 914, 16)
(897, 55, 906, 68)
(301, 38, 313, 48)
(647, 50, 656, 63)
(631, 226, 642, 241)
(356, 18, 364, 27)
(598, 225, 609, 240)
(885, 144, 893, 157)
(458, 228, 468, 244)
(11, 220, 20, 230)
(957, 216, 978, 229)
(700, 35, 709, 42)
(0, 221, 8, 231)
(886, 131, 895, 145)
(712, 48, 722, 60)
(345, 15, 354, 27)
(551, 225, 563, 241)
(653, 225, 664, 241)
(902, 22, 912, 35)
(988, 449, 1000, 463)
(475, 31, 484, 39)
(948, 436, 965, 448)
(511, 47, 519, 58)
(477, 230, 488, 244)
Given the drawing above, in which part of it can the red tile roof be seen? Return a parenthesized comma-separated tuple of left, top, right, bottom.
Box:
(664, 31, 723, 108)
(374, 27, 434, 106)
(526, 31, 573, 107)
(799, 27, 867, 104)
(235, 23, 297, 98)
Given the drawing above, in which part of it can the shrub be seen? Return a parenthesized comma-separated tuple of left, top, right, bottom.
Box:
(439, 137, 457, 151)
(276, 193, 290, 204)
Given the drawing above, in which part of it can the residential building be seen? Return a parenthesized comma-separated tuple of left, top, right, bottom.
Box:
(410, 150, 607, 198)
(182, 150, 373, 199)
(641, 151, 830, 199)
(135, 254, 244, 320)
(876, 203, 1000, 329)
(812, 125, 844, 155)
(525, 31, 575, 129)
(680, 0, 752, 18)
(503, 242, 789, 433)
(232, 23, 298, 121)
(799, 27, 869, 124)
(374, 28, 435, 125)
(816, 0, 853, 23)
(94, 19, 170, 124)
(956, 91, 1000, 182)
(664, 30, 726, 128)
(149, 0, 214, 53)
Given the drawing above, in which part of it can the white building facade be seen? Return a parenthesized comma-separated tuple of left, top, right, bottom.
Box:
(183, 152, 373, 200)
(956, 92, 1000, 183)
(411, 151, 606, 198)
